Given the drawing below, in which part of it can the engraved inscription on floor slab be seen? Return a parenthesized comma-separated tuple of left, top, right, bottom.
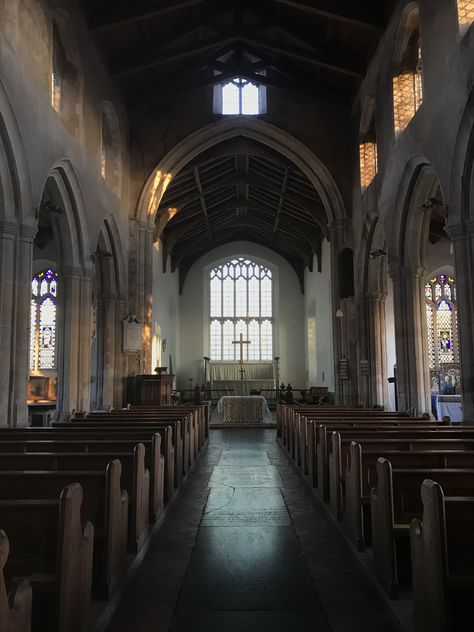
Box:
(218, 450, 271, 465)
(209, 465, 284, 488)
(202, 487, 291, 526)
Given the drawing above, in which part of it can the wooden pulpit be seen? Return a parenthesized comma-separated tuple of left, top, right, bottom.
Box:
(137, 374, 174, 405)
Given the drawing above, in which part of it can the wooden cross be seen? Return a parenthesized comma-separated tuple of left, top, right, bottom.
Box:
(232, 333, 251, 365)
(239, 366, 246, 380)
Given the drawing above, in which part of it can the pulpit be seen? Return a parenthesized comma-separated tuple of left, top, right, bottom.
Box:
(137, 374, 174, 405)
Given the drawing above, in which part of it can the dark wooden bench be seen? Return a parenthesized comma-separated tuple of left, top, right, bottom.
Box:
(0, 433, 168, 515)
(0, 530, 32, 632)
(411, 479, 474, 632)
(0, 483, 93, 632)
(342, 441, 474, 551)
(370, 459, 474, 599)
(0, 448, 149, 554)
(53, 421, 184, 486)
(0, 463, 127, 600)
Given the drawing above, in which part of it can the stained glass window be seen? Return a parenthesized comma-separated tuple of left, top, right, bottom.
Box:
(458, 0, 474, 33)
(210, 258, 273, 361)
(425, 274, 459, 390)
(30, 269, 59, 372)
(359, 141, 378, 190)
(393, 35, 423, 136)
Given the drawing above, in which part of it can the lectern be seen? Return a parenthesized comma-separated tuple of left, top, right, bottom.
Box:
(137, 374, 174, 405)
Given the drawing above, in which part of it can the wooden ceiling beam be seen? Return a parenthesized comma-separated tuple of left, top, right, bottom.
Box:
(272, 169, 289, 236)
(113, 34, 239, 78)
(240, 34, 365, 78)
(90, 0, 206, 32)
(274, 0, 384, 31)
(193, 166, 213, 243)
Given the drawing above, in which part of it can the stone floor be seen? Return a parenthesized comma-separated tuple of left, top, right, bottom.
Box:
(103, 429, 398, 632)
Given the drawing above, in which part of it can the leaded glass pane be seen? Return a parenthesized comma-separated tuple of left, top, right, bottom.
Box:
(426, 303, 435, 369)
(241, 82, 259, 115)
(210, 277, 222, 317)
(30, 300, 37, 370)
(261, 320, 273, 361)
(223, 320, 235, 361)
(30, 269, 58, 372)
(209, 257, 273, 361)
(38, 297, 56, 370)
(437, 299, 454, 364)
(210, 320, 222, 361)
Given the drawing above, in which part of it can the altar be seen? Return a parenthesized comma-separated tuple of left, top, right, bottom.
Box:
(216, 396, 272, 424)
(209, 360, 277, 398)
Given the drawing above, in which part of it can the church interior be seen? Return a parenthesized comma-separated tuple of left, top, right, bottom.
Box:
(1, 0, 474, 631)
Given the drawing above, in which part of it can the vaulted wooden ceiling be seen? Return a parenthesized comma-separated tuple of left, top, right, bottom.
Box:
(80, 0, 397, 107)
(79, 1, 397, 285)
(157, 138, 326, 292)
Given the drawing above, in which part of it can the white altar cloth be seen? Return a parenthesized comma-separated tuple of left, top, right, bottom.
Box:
(216, 396, 272, 424)
(433, 394, 463, 423)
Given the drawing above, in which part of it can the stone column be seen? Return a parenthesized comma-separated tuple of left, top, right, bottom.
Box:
(390, 266, 430, 414)
(129, 219, 154, 374)
(447, 222, 474, 423)
(0, 222, 35, 427)
(357, 292, 388, 408)
(57, 267, 92, 419)
(11, 225, 36, 426)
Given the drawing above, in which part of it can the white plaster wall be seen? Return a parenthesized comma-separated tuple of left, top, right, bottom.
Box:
(385, 277, 397, 411)
(304, 239, 335, 393)
(152, 242, 180, 381)
(178, 241, 305, 389)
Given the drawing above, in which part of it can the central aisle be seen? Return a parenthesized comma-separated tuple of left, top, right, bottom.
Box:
(104, 430, 397, 632)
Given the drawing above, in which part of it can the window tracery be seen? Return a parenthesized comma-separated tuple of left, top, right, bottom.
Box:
(457, 0, 474, 32)
(425, 274, 460, 392)
(30, 269, 59, 372)
(217, 77, 266, 115)
(393, 14, 423, 136)
(210, 258, 273, 361)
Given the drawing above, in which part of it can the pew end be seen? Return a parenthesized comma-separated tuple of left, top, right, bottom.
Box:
(0, 531, 32, 632)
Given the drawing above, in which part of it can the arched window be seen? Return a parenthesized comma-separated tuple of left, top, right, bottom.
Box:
(210, 258, 272, 361)
(50, 18, 83, 138)
(30, 269, 59, 372)
(425, 274, 460, 392)
(457, 1, 474, 33)
(359, 98, 378, 191)
(215, 77, 267, 115)
(392, 9, 423, 136)
(99, 105, 122, 196)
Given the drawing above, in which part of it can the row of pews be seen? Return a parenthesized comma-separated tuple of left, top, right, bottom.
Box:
(0, 403, 210, 632)
(277, 404, 474, 632)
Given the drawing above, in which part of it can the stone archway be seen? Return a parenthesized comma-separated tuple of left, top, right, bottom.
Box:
(33, 161, 93, 420)
(387, 158, 445, 414)
(0, 79, 34, 426)
(131, 117, 348, 393)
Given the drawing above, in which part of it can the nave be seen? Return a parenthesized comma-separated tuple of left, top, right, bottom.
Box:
(104, 429, 396, 632)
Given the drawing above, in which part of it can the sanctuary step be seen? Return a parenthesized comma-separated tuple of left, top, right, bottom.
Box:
(104, 429, 397, 632)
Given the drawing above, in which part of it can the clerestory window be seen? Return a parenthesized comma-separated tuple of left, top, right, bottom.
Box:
(215, 77, 267, 116)
(457, 0, 474, 33)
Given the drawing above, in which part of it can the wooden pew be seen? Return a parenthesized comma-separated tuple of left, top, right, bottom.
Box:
(328, 429, 474, 517)
(0, 464, 127, 600)
(0, 531, 32, 632)
(54, 421, 184, 486)
(411, 479, 474, 632)
(342, 441, 474, 551)
(319, 430, 474, 501)
(0, 448, 149, 554)
(0, 433, 168, 517)
(370, 459, 474, 599)
(0, 483, 93, 632)
(83, 406, 203, 466)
